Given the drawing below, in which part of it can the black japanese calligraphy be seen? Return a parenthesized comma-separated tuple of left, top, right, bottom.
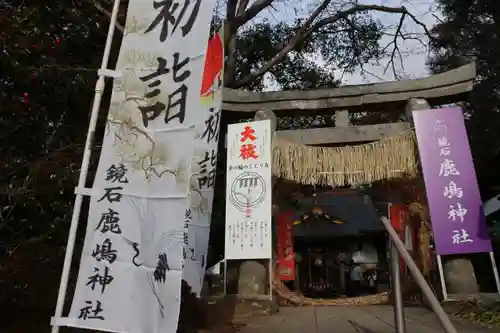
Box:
(165, 84, 187, 124)
(86, 266, 114, 294)
(144, 0, 201, 42)
(183, 213, 190, 245)
(91, 238, 117, 264)
(137, 53, 191, 127)
(98, 187, 123, 203)
(153, 252, 170, 283)
(171, 53, 191, 82)
(105, 164, 129, 183)
(78, 300, 105, 320)
(138, 102, 165, 128)
(95, 208, 122, 234)
(182, 209, 191, 267)
(139, 57, 169, 99)
(200, 108, 220, 144)
(123, 237, 142, 267)
(138, 86, 188, 126)
(188, 247, 205, 266)
(139, 54, 190, 85)
(198, 150, 217, 189)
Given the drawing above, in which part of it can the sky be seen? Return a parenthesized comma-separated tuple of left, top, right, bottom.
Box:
(257, 0, 441, 87)
(342, 0, 440, 85)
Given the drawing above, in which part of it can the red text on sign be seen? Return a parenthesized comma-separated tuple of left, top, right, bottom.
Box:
(239, 125, 258, 160)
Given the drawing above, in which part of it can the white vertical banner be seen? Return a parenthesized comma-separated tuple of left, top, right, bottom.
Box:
(183, 28, 224, 295)
(225, 120, 273, 260)
(52, 1, 215, 333)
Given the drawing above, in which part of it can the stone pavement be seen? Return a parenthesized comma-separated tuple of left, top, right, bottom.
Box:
(238, 305, 500, 333)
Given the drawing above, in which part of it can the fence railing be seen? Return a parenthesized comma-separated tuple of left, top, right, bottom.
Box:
(380, 216, 457, 333)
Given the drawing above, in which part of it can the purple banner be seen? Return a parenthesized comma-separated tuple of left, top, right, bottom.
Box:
(413, 107, 492, 255)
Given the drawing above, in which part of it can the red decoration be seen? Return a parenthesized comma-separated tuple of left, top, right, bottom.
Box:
(277, 211, 295, 281)
(239, 125, 258, 160)
(240, 126, 257, 142)
(389, 203, 408, 275)
(200, 30, 223, 100)
(240, 144, 258, 160)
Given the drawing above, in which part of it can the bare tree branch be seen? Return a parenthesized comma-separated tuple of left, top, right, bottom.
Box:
(237, 0, 250, 17)
(234, 0, 276, 27)
(223, 0, 240, 85)
(232, 0, 333, 88)
(233, 3, 434, 88)
(93, 0, 124, 32)
(382, 13, 406, 79)
(226, 0, 238, 21)
(338, 17, 386, 81)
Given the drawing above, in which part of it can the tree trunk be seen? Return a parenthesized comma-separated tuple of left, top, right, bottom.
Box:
(237, 260, 267, 296)
(443, 257, 479, 294)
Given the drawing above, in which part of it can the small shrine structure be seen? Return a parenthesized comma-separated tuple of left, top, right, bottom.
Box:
(220, 63, 478, 305)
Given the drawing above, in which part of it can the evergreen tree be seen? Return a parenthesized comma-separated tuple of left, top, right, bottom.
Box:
(0, 1, 433, 330)
(428, 0, 500, 196)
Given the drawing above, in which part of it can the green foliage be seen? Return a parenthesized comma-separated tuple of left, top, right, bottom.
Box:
(0, 1, 401, 266)
(0, 1, 389, 254)
(452, 302, 500, 328)
(428, 0, 500, 196)
(225, 13, 383, 91)
(0, 2, 111, 257)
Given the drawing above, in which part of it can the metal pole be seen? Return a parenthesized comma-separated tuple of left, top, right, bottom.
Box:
(391, 241, 406, 333)
(223, 259, 228, 295)
(436, 255, 448, 301)
(269, 258, 274, 309)
(51, 1, 121, 332)
(340, 262, 345, 295)
(380, 217, 458, 333)
(489, 252, 500, 297)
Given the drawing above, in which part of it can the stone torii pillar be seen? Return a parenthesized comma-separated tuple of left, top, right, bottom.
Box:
(254, 109, 279, 214)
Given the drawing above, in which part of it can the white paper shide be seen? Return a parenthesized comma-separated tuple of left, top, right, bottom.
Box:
(225, 120, 273, 260)
(53, 1, 215, 333)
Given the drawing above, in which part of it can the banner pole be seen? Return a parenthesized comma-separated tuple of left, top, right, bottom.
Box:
(269, 258, 273, 307)
(223, 259, 228, 296)
(50, 0, 122, 331)
(488, 252, 500, 296)
(381, 217, 457, 333)
(390, 240, 406, 333)
(436, 255, 448, 301)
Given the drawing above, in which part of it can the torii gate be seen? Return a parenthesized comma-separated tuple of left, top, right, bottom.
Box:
(222, 63, 474, 145)
(219, 63, 478, 308)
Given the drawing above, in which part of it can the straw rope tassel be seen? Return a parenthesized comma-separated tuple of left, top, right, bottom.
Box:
(272, 129, 419, 187)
